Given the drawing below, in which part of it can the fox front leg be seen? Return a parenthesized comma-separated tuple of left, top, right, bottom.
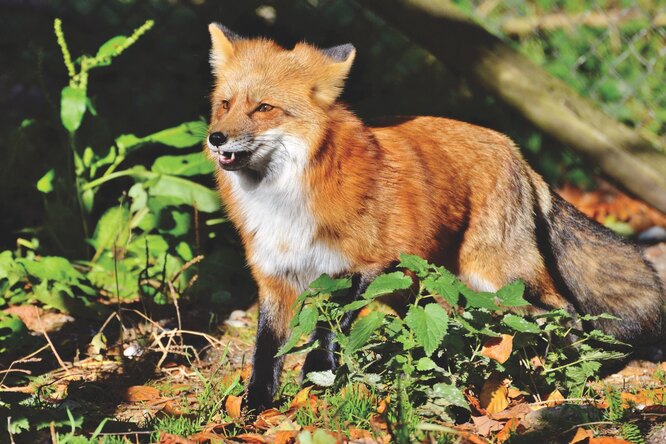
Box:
(301, 273, 374, 383)
(245, 303, 287, 413)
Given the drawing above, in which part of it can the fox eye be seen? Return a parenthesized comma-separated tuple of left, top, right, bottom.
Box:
(221, 100, 230, 110)
(256, 103, 274, 113)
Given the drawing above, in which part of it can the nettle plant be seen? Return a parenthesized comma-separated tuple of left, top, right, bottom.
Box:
(0, 20, 219, 355)
(282, 255, 626, 426)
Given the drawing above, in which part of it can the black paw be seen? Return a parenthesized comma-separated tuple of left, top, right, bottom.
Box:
(244, 382, 274, 414)
(301, 348, 337, 384)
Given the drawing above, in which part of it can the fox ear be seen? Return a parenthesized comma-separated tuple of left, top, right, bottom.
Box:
(208, 23, 241, 70)
(313, 43, 356, 106)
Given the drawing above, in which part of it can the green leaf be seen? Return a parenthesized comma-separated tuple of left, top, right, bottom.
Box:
(148, 175, 220, 213)
(275, 326, 303, 357)
(460, 287, 499, 309)
(96, 35, 128, 59)
(144, 121, 208, 148)
(496, 280, 530, 307)
(309, 274, 352, 293)
(424, 275, 460, 306)
(502, 314, 541, 333)
(90, 206, 130, 250)
(431, 383, 470, 411)
(399, 254, 430, 276)
(405, 303, 448, 356)
(347, 311, 385, 352)
(60, 86, 87, 132)
(342, 299, 371, 311)
(298, 305, 318, 337)
(363, 272, 412, 299)
(152, 152, 215, 176)
(416, 356, 438, 371)
(37, 169, 55, 193)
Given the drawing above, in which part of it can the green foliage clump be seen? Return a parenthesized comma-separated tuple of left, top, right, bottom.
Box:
(282, 255, 627, 441)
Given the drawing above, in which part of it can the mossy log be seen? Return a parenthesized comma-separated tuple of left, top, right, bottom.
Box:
(359, 0, 666, 213)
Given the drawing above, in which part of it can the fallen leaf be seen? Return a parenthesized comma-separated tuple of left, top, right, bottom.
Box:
(507, 387, 523, 399)
(588, 438, 632, 444)
(459, 431, 489, 443)
(465, 388, 487, 415)
(225, 395, 242, 419)
(570, 427, 593, 444)
(479, 375, 510, 414)
(471, 415, 504, 437)
(124, 385, 161, 402)
(4, 305, 73, 333)
(274, 430, 298, 444)
(290, 386, 312, 409)
(159, 433, 195, 444)
(188, 431, 223, 443)
(254, 408, 288, 430)
(489, 402, 532, 421)
(349, 428, 373, 440)
(495, 417, 520, 443)
(643, 404, 666, 414)
(544, 389, 565, 407)
(162, 400, 187, 416)
(480, 334, 513, 364)
(234, 433, 268, 443)
(377, 396, 389, 414)
(241, 365, 253, 382)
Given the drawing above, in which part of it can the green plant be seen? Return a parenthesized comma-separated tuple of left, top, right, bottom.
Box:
(282, 255, 628, 441)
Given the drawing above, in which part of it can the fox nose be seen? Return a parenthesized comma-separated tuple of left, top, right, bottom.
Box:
(209, 132, 228, 147)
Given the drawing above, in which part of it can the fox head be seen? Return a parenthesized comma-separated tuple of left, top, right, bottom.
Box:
(207, 23, 355, 175)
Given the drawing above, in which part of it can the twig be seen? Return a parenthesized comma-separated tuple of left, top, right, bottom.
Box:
(1, 344, 48, 386)
(49, 421, 56, 444)
(37, 310, 70, 375)
(7, 416, 15, 444)
(529, 397, 599, 406)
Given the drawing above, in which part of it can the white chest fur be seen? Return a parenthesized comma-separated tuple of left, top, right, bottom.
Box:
(225, 135, 350, 291)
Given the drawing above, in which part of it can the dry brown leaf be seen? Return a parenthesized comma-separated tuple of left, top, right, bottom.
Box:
(570, 427, 593, 444)
(459, 431, 489, 444)
(471, 415, 504, 437)
(377, 396, 389, 414)
(290, 386, 312, 409)
(188, 431, 224, 443)
(465, 388, 487, 415)
(254, 408, 288, 430)
(588, 438, 632, 444)
(274, 430, 298, 444)
(643, 404, 666, 414)
(489, 402, 532, 421)
(159, 433, 196, 444)
(480, 334, 513, 364)
(225, 395, 242, 419)
(349, 428, 373, 440)
(241, 364, 253, 382)
(234, 433, 268, 443)
(3, 306, 73, 333)
(495, 417, 520, 443)
(544, 389, 565, 407)
(124, 385, 161, 402)
(479, 375, 510, 414)
(621, 388, 665, 407)
(162, 400, 188, 417)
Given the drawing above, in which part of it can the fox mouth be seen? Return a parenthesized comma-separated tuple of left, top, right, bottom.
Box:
(218, 150, 252, 170)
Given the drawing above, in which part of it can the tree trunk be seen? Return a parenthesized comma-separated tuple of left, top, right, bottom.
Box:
(359, 0, 666, 213)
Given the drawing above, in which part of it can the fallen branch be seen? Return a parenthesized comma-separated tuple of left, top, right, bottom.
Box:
(358, 0, 666, 212)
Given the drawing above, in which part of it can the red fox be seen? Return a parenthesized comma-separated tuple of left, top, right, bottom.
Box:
(206, 24, 664, 411)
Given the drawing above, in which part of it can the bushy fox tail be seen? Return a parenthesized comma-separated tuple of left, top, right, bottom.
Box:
(541, 191, 664, 343)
